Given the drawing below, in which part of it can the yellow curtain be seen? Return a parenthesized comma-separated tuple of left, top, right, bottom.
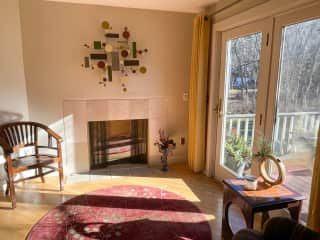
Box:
(188, 15, 211, 173)
(308, 127, 320, 232)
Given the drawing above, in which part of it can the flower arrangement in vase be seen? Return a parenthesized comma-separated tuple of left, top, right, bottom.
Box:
(154, 129, 176, 171)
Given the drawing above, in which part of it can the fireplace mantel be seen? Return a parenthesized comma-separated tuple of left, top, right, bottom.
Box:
(62, 98, 168, 174)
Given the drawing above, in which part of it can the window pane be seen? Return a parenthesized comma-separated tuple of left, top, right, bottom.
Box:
(222, 32, 262, 176)
(273, 18, 320, 222)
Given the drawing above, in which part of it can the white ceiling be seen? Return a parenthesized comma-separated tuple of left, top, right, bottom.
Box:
(47, 0, 219, 13)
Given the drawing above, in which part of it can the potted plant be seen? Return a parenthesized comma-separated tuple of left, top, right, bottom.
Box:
(254, 137, 273, 161)
(154, 129, 176, 171)
(225, 134, 252, 176)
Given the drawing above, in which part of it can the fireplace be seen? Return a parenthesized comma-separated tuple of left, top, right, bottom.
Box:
(63, 98, 170, 174)
(88, 119, 148, 169)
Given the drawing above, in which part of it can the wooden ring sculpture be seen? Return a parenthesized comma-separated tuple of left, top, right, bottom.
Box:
(259, 155, 286, 185)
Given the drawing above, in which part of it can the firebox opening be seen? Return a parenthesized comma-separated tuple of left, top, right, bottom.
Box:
(88, 119, 148, 169)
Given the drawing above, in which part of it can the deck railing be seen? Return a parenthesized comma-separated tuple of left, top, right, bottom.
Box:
(225, 112, 320, 155)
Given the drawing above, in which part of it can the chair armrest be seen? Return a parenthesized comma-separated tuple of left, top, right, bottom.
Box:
(0, 136, 13, 154)
(233, 229, 264, 240)
(46, 127, 63, 143)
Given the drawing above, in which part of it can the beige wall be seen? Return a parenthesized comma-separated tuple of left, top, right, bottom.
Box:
(0, 0, 29, 123)
(19, 0, 194, 167)
(0, 0, 29, 189)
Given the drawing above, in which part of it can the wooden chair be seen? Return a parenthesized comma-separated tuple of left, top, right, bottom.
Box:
(0, 121, 64, 209)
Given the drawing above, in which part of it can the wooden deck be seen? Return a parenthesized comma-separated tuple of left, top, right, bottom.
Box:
(285, 168, 312, 222)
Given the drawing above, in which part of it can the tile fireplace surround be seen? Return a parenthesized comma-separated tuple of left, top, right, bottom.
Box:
(63, 98, 170, 175)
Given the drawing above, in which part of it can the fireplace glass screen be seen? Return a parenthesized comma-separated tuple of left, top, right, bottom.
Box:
(88, 119, 148, 169)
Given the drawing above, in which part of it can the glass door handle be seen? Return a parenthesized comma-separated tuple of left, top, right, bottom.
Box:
(214, 98, 223, 118)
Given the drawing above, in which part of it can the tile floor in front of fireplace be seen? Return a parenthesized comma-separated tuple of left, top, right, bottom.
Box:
(66, 164, 163, 183)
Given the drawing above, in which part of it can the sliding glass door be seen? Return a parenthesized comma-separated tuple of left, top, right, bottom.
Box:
(215, 18, 273, 179)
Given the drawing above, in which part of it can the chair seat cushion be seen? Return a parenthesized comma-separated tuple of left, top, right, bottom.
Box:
(263, 217, 320, 240)
(12, 155, 58, 170)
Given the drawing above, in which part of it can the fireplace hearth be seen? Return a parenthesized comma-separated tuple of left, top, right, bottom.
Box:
(88, 119, 148, 169)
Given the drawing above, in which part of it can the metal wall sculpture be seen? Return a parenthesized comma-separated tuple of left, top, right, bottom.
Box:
(82, 21, 148, 92)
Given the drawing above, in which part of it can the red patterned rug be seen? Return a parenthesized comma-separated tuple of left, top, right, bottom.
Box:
(26, 185, 212, 240)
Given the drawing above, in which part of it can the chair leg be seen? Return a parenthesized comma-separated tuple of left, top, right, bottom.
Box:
(38, 167, 45, 183)
(4, 164, 9, 195)
(8, 176, 16, 209)
(58, 162, 64, 191)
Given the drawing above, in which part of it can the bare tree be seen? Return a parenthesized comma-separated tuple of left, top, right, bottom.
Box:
(228, 19, 320, 114)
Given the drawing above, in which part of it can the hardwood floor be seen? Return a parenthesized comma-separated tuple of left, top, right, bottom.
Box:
(0, 164, 224, 240)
